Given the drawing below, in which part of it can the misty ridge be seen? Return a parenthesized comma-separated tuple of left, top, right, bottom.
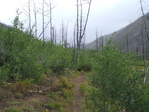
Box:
(86, 12, 149, 55)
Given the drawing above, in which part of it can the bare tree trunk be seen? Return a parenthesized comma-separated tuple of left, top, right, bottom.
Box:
(140, 0, 149, 41)
(49, 0, 53, 44)
(75, 0, 92, 63)
(22, 0, 32, 35)
(140, 0, 148, 84)
(44, 0, 56, 44)
(52, 27, 54, 44)
(79, 0, 83, 49)
(42, 0, 45, 46)
(100, 32, 103, 50)
(38, 21, 50, 39)
(72, 25, 76, 65)
(28, 0, 32, 35)
(141, 26, 145, 60)
(76, 0, 79, 63)
(61, 20, 65, 45)
(83, 34, 86, 50)
(33, 0, 38, 39)
(54, 28, 57, 43)
(96, 28, 99, 50)
(80, 0, 92, 40)
(64, 21, 69, 49)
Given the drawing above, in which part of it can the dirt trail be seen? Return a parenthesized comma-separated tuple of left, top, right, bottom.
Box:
(72, 75, 85, 112)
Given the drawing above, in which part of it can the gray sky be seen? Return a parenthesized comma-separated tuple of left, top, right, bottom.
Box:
(0, 0, 149, 43)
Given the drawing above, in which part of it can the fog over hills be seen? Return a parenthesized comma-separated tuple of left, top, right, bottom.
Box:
(86, 12, 149, 54)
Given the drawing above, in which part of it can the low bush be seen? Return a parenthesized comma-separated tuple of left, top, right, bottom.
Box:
(90, 41, 149, 112)
(4, 108, 23, 112)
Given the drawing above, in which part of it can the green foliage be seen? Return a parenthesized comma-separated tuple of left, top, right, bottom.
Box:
(46, 76, 74, 112)
(1, 11, 148, 112)
(77, 50, 95, 72)
(90, 41, 149, 112)
(43, 44, 73, 74)
(13, 9, 23, 30)
(4, 108, 23, 112)
(0, 14, 43, 82)
(0, 13, 75, 83)
(0, 26, 43, 82)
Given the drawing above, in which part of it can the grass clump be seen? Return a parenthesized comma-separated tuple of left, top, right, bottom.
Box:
(46, 75, 74, 112)
(4, 108, 23, 112)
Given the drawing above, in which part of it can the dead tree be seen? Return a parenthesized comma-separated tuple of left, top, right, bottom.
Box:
(61, 20, 69, 48)
(53, 27, 57, 43)
(79, 0, 92, 45)
(77, 0, 92, 49)
(75, 0, 92, 63)
(79, 0, 83, 49)
(22, 0, 32, 35)
(96, 28, 99, 50)
(49, 0, 53, 43)
(64, 21, 69, 49)
(139, 0, 149, 84)
(44, 0, 57, 44)
(33, 0, 39, 39)
(141, 25, 145, 60)
(28, 0, 32, 34)
(61, 20, 65, 45)
(140, 0, 149, 41)
(42, 0, 45, 46)
(101, 36, 103, 50)
(72, 24, 77, 64)
(99, 32, 103, 50)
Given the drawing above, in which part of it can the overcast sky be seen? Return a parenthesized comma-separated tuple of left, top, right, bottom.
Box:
(0, 0, 149, 43)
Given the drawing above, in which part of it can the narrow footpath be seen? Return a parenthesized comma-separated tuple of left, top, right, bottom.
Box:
(72, 75, 85, 112)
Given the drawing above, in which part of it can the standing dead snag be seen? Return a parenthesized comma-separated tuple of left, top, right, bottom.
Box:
(96, 28, 99, 51)
(42, 0, 45, 47)
(139, 0, 149, 84)
(33, 0, 39, 39)
(28, 0, 32, 35)
(21, 0, 32, 35)
(44, 0, 57, 44)
(80, 0, 92, 43)
(75, 0, 92, 63)
(140, 0, 149, 42)
(77, 0, 92, 49)
(61, 20, 69, 48)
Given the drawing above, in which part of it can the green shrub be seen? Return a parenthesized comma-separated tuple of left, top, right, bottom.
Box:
(91, 40, 149, 112)
(78, 64, 92, 72)
(43, 44, 72, 74)
(0, 16, 43, 83)
(4, 108, 23, 112)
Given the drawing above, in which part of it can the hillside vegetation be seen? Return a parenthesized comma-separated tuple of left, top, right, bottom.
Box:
(0, 18, 149, 112)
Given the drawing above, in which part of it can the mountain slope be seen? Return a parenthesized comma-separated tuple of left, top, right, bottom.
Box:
(0, 22, 9, 28)
(86, 12, 149, 54)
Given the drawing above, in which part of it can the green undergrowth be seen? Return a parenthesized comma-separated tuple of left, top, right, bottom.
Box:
(81, 43, 149, 112)
(0, 14, 149, 112)
(45, 76, 74, 112)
